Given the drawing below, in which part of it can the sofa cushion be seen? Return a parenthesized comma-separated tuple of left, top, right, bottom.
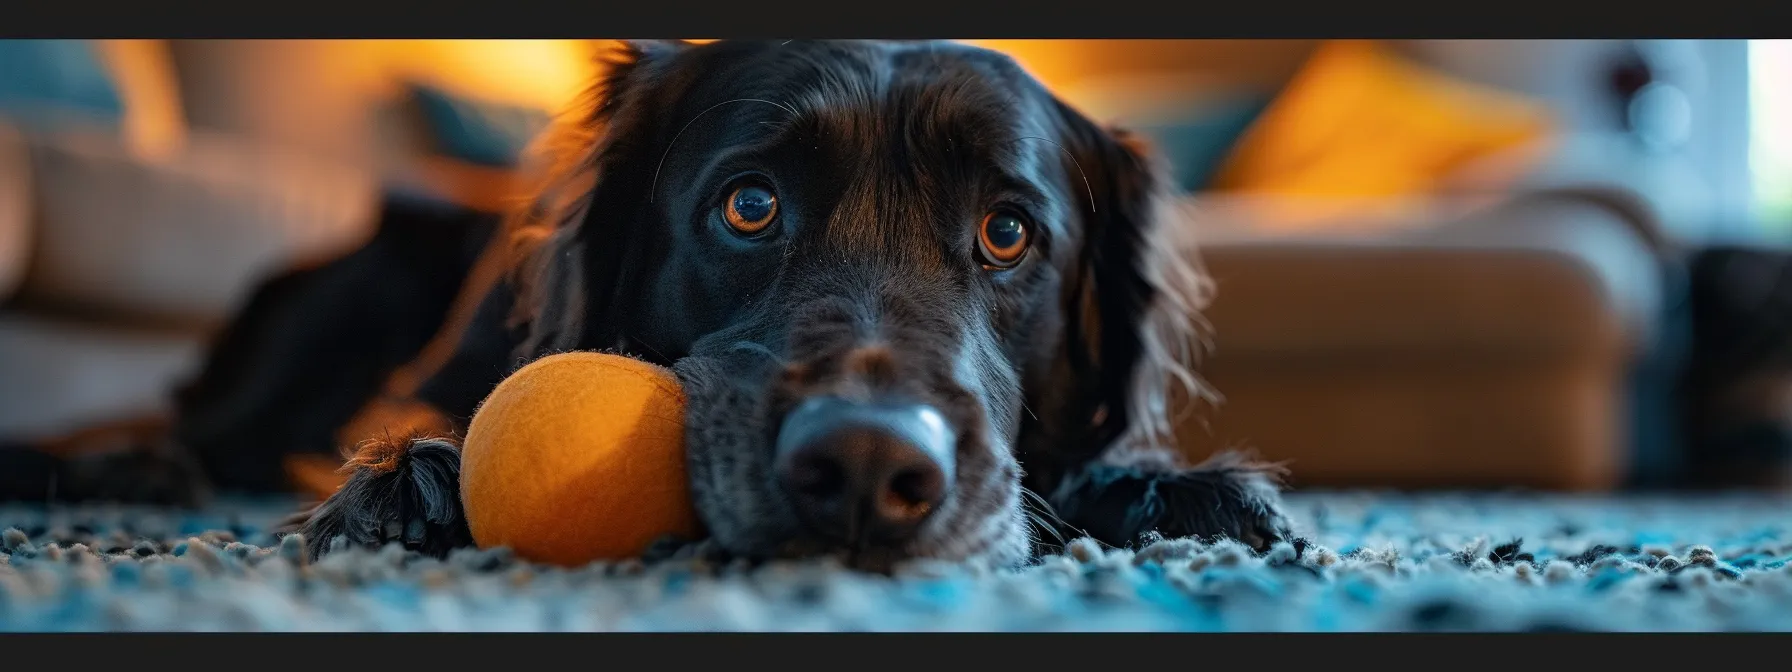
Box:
(1207, 40, 1555, 224)
(0, 40, 124, 129)
(17, 129, 377, 323)
(407, 82, 552, 168)
(0, 40, 185, 160)
(1131, 95, 1273, 193)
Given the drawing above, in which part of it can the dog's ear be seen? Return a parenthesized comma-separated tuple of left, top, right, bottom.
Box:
(1026, 99, 1217, 479)
(506, 40, 691, 359)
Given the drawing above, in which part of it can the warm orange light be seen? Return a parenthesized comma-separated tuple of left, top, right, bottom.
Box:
(93, 40, 186, 160)
(956, 40, 1319, 122)
(1207, 40, 1555, 229)
(377, 40, 602, 114)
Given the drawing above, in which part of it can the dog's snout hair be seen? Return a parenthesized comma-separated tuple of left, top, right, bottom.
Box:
(730, 257, 1028, 566)
(778, 288, 978, 398)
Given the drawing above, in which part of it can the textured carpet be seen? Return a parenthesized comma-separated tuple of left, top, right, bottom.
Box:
(4, 492, 1792, 631)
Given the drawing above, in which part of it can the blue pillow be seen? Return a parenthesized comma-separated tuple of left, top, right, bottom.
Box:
(408, 83, 552, 168)
(1132, 95, 1274, 193)
(0, 40, 124, 128)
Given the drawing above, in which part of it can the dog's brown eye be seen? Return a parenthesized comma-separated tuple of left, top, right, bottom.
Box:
(724, 184, 779, 234)
(977, 210, 1031, 268)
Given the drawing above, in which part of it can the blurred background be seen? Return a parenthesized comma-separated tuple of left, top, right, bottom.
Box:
(3, 39, 1791, 500)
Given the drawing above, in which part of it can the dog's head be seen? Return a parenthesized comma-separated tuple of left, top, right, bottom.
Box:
(507, 40, 1210, 571)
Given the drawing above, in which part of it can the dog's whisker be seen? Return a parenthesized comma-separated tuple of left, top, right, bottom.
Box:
(1015, 135, 1096, 215)
(1028, 509, 1065, 546)
(1019, 486, 1073, 546)
(1024, 508, 1063, 552)
(622, 332, 673, 365)
(1020, 485, 1122, 551)
(726, 340, 790, 368)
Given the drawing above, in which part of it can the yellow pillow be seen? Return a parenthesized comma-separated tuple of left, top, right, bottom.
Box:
(1209, 40, 1554, 221)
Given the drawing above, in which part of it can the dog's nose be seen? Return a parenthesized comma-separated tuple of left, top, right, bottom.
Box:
(774, 396, 955, 545)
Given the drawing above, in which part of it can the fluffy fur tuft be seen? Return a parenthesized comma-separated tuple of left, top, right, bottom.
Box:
(293, 437, 471, 560)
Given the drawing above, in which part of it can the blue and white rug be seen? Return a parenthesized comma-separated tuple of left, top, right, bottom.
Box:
(4, 492, 1792, 631)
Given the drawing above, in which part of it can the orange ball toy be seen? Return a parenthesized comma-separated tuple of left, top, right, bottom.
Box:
(460, 352, 701, 566)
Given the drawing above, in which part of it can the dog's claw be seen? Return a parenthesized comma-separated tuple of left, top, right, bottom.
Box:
(1233, 501, 1296, 553)
(403, 517, 429, 550)
(1241, 517, 1292, 554)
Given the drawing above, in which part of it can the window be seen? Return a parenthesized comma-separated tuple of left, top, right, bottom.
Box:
(1750, 40, 1792, 234)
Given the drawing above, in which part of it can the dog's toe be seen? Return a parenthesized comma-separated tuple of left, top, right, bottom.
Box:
(1239, 507, 1294, 553)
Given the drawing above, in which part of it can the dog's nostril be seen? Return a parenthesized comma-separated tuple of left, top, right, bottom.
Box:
(886, 468, 944, 516)
(775, 397, 956, 544)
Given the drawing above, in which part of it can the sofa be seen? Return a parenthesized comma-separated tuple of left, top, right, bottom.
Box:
(0, 40, 581, 444)
(1177, 188, 1674, 491)
(0, 120, 379, 440)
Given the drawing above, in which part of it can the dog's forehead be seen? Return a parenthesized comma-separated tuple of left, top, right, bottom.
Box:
(656, 40, 1080, 248)
(679, 40, 1054, 144)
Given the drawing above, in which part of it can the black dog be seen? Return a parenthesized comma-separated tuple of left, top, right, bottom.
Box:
(299, 39, 1293, 570)
(10, 39, 1294, 571)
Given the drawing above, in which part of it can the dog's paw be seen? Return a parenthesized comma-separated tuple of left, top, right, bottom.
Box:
(287, 436, 472, 560)
(1050, 451, 1296, 554)
(641, 535, 732, 565)
(1184, 451, 1294, 552)
(9, 416, 214, 507)
(1225, 488, 1294, 553)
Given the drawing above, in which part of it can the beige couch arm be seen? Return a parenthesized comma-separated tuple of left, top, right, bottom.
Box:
(1180, 187, 1669, 358)
(1177, 187, 1669, 491)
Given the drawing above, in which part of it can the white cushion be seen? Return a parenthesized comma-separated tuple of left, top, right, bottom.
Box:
(18, 128, 377, 322)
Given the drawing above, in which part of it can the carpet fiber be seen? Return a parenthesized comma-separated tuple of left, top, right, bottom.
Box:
(5, 492, 1792, 631)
